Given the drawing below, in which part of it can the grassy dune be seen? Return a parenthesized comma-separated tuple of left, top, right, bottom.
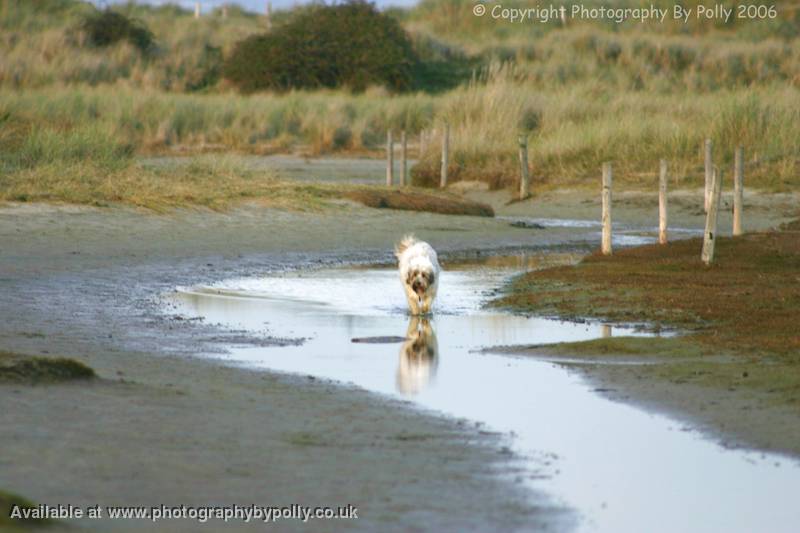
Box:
(2, 83, 798, 195)
(1, 0, 799, 203)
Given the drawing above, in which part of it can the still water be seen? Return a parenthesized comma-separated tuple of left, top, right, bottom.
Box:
(167, 256, 800, 533)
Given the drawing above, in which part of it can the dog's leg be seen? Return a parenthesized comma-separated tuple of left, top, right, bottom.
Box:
(422, 283, 438, 314)
(405, 286, 421, 315)
(421, 291, 435, 314)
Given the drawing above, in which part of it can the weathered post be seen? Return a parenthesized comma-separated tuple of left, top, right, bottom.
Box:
(440, 123, 449, 188)
(659, 159, 668, 245)
(194, 2, 201, 18)
(733, 146, 744, 236)
(265, 1, 273, 29)
(601, 162, 613, 255)
(386, 131, 394, 187)
(702, 166, 723, 265)
(222, 5, 228, 18)
(704, 138, 713, 212)
(518, 135, 530, 200)
(400, 130, 408, 187)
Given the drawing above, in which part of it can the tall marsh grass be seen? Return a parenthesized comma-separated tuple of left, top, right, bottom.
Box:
(0, 87, 437, 157)
(2, 82, 798, 191)
(413, 80, 800, 189)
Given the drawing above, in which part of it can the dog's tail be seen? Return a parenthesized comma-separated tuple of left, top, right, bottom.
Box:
(394, 235, 417, 259)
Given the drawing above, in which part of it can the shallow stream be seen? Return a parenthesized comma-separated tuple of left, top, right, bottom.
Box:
(167, 254, 800, 533)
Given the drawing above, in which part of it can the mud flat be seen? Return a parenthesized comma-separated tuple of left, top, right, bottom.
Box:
(0, 201, 582, 531)
(169, 261, 800, 533)
(0, 184, 796, 531)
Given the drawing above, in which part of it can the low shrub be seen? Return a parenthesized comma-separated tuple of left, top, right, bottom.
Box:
(80, 8, 154, 53)
(223, 1, 416, 92)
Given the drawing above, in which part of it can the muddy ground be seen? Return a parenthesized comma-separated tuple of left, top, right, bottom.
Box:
(0, 184, 797, 531)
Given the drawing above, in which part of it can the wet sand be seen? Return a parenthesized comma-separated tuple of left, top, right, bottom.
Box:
(0, 201, 577, 531)
(0, 184, 796, 530)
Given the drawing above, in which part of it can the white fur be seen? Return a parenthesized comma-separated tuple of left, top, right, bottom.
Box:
(395, 235, 440, 315)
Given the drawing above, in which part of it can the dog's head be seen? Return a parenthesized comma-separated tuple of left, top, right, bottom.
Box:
(406, 264, 436, 298)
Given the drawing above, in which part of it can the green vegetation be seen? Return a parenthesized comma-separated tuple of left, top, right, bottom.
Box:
(0, 351, 95, 383)
(80, 8, 155, 53)
(1, 0, 799, 196)
(493, 231, 800, 413)
(224, 2, 416, 92)
(0, 490, 55, 530)
(0, 0, 250, 92)
(493, 232, 800, 356)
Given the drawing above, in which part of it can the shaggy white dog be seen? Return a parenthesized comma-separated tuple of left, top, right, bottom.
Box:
(395, 235, 440, 315)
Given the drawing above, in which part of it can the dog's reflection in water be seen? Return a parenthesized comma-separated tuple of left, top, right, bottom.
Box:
(396, 317, 439, 395)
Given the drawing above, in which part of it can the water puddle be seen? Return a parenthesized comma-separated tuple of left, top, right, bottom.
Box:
(167, 255, 800, 533)
(501, 216, 705, 247)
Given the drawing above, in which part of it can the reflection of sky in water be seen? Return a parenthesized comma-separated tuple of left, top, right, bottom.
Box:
(169, 264, 800, 533)
(498, 216, 707, 248)
(501, 217, 705, 247)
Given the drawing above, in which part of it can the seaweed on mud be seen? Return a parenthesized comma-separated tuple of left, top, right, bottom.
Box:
(344, 189, 494, 217)
(0, 352, 96, 383)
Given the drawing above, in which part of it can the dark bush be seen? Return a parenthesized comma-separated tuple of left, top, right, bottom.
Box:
(223, 1, 416, 92)
(80, 9, 154, 53)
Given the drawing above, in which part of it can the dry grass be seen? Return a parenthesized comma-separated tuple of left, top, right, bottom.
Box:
(493, 231, 800, 413)
(0, 154, 495, 216)
(2, 0, 799, 195)
(494, 231, 800, 357)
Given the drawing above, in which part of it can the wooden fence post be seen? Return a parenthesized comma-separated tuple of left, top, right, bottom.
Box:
(400, 130, 408, 187)
(386, 131, 394, 187)
(704, 138, 713, 212)
(702, 166, 723, 265)
(440, 123, 449, 188)
(733, 146, 744, 236)
(194, 2, 201, 18)
(602, 162, 613, 255)
(518, 135, 530, 200)
(659, 159, 668, 245)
